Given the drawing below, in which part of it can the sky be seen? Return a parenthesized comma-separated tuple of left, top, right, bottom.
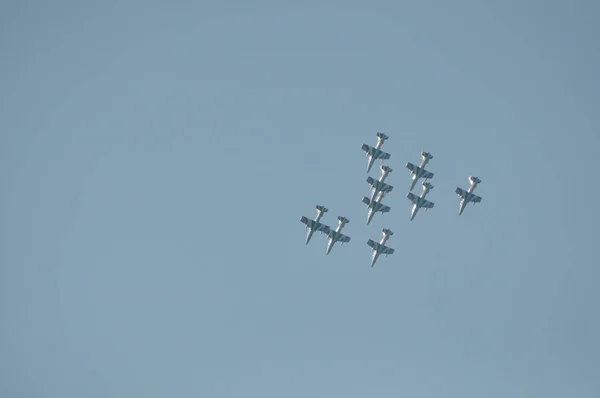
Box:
(1, 0, 599, 397)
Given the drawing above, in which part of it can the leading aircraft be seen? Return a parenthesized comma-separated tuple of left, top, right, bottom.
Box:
(361, 132, 391, 173)
(325, 216, 351, 255)
(367, 228, 395, 267)
(406, 151, 434, 191)
(300, 205, 331, 245)
(456, 176, 483, 215)
(366, 165, 394, 202)
(361, 192, 391, 225)
(406, 181, 435, 221)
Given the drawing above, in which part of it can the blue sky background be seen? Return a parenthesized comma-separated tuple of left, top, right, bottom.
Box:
(1, 1, 599, 397)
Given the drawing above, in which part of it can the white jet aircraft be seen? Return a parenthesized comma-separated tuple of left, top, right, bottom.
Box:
(367, 228, 395, 267)
(406, 151, 434, 191)
(456, 176, 482, 215)
(361, 191, 391, 225)
(361, 132, 391, 173)
(300, 205, 331, 245)
(325, 216, 351, 255)
(366, 165, 394, 202)
(406, 181, 435, 221)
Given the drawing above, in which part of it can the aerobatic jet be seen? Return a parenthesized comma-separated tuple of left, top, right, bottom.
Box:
(406, 151, 434, 191)
(300, 205, 331, 245)
(361, 132, 391, 173)
(367, 228, 395, 267)
(406, 181, 435, 221)
(325, 216, 351, 255)
(366, 165, 394, 202)
(361, 192, 391, 225)
(456, 176, 483, 215)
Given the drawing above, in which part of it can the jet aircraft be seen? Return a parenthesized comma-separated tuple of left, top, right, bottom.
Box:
(366, 165, 394, 202)
(300, 205, 331, 245)
(406, 151, 434, 191)
(361, 132, 391, 173)
(406, 181, 435, 221)
(361, 192, 391, 225)
(325, 216, 351, 255)
(367, 228, 395, 267)
(456, 176, 482, 215)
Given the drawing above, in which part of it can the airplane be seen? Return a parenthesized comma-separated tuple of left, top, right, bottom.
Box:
(367, 228, 395, 267)
(406, 151, 434, 191)
(456, 176, 482, 216)
(366, 165, 394, 202)
(361, 192, 391, 225)
(300, 205, 331, 245)
(325, 216, 351, 255)
(406, 181, 435, 221)
(361, 132, 391, 173)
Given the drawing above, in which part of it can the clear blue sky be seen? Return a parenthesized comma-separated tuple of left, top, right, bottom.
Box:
(1, 1, 599, 397)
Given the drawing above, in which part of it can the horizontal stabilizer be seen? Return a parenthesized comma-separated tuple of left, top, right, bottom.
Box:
(376, 132, 389, 140)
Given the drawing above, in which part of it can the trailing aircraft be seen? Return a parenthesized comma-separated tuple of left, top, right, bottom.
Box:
(361, 192, 391, 225)
(407, 181, 435, 221)
(367, 228, 395, 267)
(406, 151, 434, 191)
(366, 165, 394, 202)
(456, 176, 482, 215)
(300, 205, 331, 245)
(361, 132, 391, 173)
(325, 216, 351, 255)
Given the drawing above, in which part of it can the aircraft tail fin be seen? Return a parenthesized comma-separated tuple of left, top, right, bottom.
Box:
(338, 216, 350, 225)
(421, 151, 433, 160)
(382, 228, 394, 236)
(316, 205, 328, 213)
(469, 176, 481, 184)
(381, 165, 393, 174)
(422, 181, 434, 190)
(376, 132, 389, 141)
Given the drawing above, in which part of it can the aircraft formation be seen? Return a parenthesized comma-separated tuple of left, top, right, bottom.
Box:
(300, 132, 483, 266)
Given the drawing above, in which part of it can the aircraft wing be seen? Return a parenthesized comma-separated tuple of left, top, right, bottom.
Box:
(407, 193, 434, 208)
(455, 188, 482, 203)
(380, 245, 394, 255)
(330, 230, 350, 243)
(422, 170, 434, 179)
(300, 217, 330, 234)
(362, 144, 390, 160)
(379, 203, 391, 213)
(422, 199, 434, 209)
(367, 177, 394, 193)
(407, 192, 417, 203)
(406, 163, 434, 179)
(368, 240, 394, 255)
